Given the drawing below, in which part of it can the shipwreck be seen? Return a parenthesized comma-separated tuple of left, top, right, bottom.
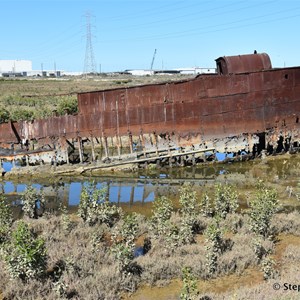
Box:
(0, 52, 299, 172)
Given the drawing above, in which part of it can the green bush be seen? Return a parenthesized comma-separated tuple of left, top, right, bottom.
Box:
(214, 183, 239, 219)
(10, 108, 35, 121)
(22, 186, 45, 219)
(180, 267, 199, 300)
(2, 221, 47, 282)
(111, 214, 138, 274)
(150, 196, 173, 238)
(78, 183, 122, 227)
(204, 219, 223, 276)
(0, 107, 10, 123)
(0, 194, 13, 243)
(200, 192, 214, 217)
(248, 181, 279, 238)
(178, 183, 199, 244)
(57, 96, 78, 115)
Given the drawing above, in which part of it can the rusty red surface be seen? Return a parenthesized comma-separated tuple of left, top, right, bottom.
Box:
(76, 65, 300, 142)
(0, 52, 299, 154)
(215, 53, 272, 75)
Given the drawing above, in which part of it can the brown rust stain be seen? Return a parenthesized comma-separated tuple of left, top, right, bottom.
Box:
(1, 52, 300, 159)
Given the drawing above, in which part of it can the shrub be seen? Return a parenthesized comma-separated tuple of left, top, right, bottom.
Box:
(111, 213, 139, 272)
(59, 204, 73, 232)
(178, 183, 199, 244)
(78, 183, 122, 227)
(2, 221, 47, 282)
(200, 192, 214, 217)
(214, 183, 238, 219)
(57, 96, 78, 115)
(10, 108, 35, 121)
(261, 255, 277, 280)
(248, 181, 279, 238)
(0, 194, 13, 243)
(204, 219, 223, 276)
(179, 182, 198, 218)
(22, 186, 45, 219)
(180, 267, 199, 300)
(0, 107, 10, 123)
(150, 196, 173, 238)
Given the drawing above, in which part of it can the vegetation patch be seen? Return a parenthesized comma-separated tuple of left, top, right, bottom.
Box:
(0, 180, 300, 299)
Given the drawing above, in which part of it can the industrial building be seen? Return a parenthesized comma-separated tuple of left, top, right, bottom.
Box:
(0, 60, 32, 76)
(124, 67, 216, 76)
(0, 60, 64, 77)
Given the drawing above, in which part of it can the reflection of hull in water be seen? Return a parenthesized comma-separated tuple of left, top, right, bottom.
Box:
(1, 175, 214, 211)
(0, 52, 300, 168)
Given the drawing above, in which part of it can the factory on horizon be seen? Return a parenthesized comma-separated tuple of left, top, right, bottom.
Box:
(0, 59, 216, 77)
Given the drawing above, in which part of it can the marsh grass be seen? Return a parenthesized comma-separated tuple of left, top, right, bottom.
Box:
(1, 181, 300, 299)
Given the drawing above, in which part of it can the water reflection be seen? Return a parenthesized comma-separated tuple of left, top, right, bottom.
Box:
(1, 154, 300, 214)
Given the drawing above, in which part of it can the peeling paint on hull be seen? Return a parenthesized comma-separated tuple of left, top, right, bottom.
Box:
(0, 53, 300, 167)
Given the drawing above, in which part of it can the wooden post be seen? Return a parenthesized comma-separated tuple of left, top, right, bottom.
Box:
(192, 153, 196, 166)
(129, 132, 133, 154)
(140, 131, 146, 156)
(78, 137, 84, 163)
(90, 136, 96, 162)
(104, 136, 109, 157)
(129, 186, 134, 206)
(116, 136, 121, 157)
(153, 132, 158, 155)
(117, 183, 121, 204)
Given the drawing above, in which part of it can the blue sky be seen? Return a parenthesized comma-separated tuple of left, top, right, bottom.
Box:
(1, 0, 300, 72)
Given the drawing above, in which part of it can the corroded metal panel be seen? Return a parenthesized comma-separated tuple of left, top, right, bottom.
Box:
(216, 53, 272, 75)
(1, 53, 300, 158)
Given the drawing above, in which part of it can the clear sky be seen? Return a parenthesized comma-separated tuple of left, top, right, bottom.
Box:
(1, 0, 300, 72)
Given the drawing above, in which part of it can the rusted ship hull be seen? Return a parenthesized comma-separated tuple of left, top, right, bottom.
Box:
(0, 53, 300, 167)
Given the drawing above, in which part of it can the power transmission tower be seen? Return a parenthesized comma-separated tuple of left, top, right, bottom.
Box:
(83, 12, 97, 75)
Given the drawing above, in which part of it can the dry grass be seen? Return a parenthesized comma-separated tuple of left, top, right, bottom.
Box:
(1, 203, 300, 299)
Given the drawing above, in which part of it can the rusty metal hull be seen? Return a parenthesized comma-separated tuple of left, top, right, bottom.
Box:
(1, 55, 300, 164)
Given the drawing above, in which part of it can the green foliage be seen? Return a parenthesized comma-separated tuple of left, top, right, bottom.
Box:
(179, 182, 198, 217)
(200, 192, 214, 217)
(252, 237, 272, 260)
(180, 267, 199, 300)
(78, 183, 122, 227)
(111, 213, 139, 275)
(178, 183, 199, 244)
(119, 213, 139, 247)
(2, 221, 47, 282)
(261, 255, 276, 280)
(57, 96, 78, 115)
(111, 242, 134, 275)
(0, 194, 13, 243)
(22, 186, 45, 219)
(204, 219, 223, 276)
(214, 183, 239, 219)
(59, 204, 73, 232)
(150, 196, 173, 238)
(248, 181, 279, 238)
(10, 108, 35, 121)
(0, 106, 10, 123)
